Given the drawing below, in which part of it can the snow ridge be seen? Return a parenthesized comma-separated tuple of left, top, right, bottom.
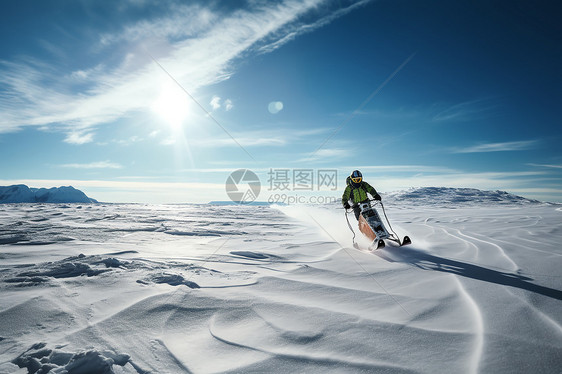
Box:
(385, 187, 544, 206)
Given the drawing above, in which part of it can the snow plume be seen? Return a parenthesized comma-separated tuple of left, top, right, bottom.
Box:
(275, 204, 373, 248)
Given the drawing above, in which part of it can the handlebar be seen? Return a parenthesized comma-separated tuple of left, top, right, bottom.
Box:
(343, 198, 382, 212)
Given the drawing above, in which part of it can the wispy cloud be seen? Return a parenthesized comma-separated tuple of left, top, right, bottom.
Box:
(155, 127, 332, 149)
(257, 0, 371, 54)
(373, 170, 550, 195)
(0, 0, 361, 143)
(345, 165, 461, 174)
(432, 98, 498, 122)
(193, 135, 286, 148)
(452, 140, 539, 153)
(298, 148, 348, 162)
(60, 161, 123, 169)
(526, 163, 562, 169)
(64, 131, 94, 145)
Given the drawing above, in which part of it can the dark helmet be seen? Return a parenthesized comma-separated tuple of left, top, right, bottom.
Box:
(350, 170, 362, 186)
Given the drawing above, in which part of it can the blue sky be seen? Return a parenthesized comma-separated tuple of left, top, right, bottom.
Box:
(1, 0, 561, 203)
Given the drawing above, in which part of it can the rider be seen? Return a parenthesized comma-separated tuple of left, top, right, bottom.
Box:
(342, 170, 381, 220)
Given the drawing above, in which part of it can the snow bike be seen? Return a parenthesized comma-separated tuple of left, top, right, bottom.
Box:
(345, 199, 411, 250)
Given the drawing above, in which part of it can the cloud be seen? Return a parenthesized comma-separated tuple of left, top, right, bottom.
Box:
(209, 96, 233, 111)
(298, 148, 348, 162)
(99, 4, 217, 46)
(193, 136, 286, 148)
(2, 166, 559, 203)
(370, 170, 551, 195)
(64, 132, 94, 144)
(257, 0, 372, 54)
(452, 140, 539, 153)
(432, 98, 498, 122)
(345, 165, 461, 174)
(183, 127, 335, 149)
(60, 161, 123, 169)
(526, 163, 562, 169)
(0, 0, 360, 142)
(210, 96, 221, 110)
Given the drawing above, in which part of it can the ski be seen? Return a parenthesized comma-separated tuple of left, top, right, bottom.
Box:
(368, 239, 385, 250)
(401, 236, 411, 246)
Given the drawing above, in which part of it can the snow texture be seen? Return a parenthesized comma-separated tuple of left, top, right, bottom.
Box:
(0, 188, 560, 373)
(0, 185, 97, 204)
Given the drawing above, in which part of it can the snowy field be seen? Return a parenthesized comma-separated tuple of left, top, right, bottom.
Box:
(0, 191, 561, 373)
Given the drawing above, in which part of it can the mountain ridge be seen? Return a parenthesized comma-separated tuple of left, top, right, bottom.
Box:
(0, 184, 97, 204)
(384, 187, 546, 206)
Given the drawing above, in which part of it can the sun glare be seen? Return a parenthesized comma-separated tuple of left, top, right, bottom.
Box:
(151, 82, 190, 129)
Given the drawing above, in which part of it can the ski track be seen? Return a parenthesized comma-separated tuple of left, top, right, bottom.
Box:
(0, 202, 561, 373)
(451, 228, 519, 271)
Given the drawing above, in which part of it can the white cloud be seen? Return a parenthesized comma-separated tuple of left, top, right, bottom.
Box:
(99, 4, 217, 46)
(60, 161, 123, 169)
(298, 148, 348, 162)
(210, 96, 221, 110)
(526, 163, 562, 169)
(452, 140, 538, 153)
(432, 98, 497, 122)
(257, 0, 372, 54)
(368, 170, 551, 196)
(187, 127, 333, 149)
(210, 96, 233, 111)
(345, 165, 461, 174)
(1, 0, 360, 143)
(64, 132, 94, 144)
(193, 136, 286, 148)
(224, 99, 233, 111)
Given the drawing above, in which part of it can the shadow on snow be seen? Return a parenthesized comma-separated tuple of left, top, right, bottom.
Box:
(378, 247, 562, 301)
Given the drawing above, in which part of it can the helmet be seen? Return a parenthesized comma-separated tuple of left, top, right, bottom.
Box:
(350, 170, 362, 185)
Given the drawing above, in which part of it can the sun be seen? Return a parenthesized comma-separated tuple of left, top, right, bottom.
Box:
(151, 81, 190, 129)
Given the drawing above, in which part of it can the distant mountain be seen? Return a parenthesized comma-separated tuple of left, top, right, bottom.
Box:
(385, 187, 544, 206)
(0, 185, 97, 204)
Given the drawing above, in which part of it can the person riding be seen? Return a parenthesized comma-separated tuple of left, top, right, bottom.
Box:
(342, 170, 382, 220)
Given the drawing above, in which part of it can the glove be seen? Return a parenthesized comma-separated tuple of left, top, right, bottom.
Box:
(343, 202, 351, 209)
(374, 193, 382, 201)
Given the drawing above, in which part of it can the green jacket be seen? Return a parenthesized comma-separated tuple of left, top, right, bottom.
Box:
(341, 177, 378, 206)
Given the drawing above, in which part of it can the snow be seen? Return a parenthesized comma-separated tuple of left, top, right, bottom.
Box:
(0, 185, 97, 204)
(0, 189, 561, 373)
